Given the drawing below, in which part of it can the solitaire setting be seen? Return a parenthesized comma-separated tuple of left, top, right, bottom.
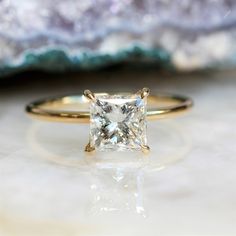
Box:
(26, 88, 193, 153)
(84, 88, 150, 153)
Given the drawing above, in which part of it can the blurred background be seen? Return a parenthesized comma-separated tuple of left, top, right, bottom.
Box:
(1, 0, 236, 75)
(0, 1, 236, 236)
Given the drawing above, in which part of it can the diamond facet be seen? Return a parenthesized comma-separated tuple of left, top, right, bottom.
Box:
(89, 94, 147, 151)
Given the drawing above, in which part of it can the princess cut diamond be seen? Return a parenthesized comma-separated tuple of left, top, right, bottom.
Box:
(89, 93, 147, 151)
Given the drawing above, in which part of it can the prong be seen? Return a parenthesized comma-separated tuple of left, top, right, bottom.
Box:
(141, 145, 150, 154)
(84, 90, 96, 101)
(85, 142, 95, 153)
(141, 87, 150, 99)
(137, 87, 150, 99)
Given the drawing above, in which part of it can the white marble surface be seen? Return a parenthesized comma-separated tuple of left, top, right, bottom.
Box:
(0, 68, 236, 236)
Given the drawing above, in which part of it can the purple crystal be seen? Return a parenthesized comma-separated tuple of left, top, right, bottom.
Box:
(0, 0, 236, 74)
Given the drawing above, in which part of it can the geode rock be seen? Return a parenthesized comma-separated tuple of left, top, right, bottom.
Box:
(0, 0, 236, 76)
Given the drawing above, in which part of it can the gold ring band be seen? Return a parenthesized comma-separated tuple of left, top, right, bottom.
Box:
(26, 93, 193, 123)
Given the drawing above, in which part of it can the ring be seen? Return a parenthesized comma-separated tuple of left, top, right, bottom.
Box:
(26, 88, 193, 153)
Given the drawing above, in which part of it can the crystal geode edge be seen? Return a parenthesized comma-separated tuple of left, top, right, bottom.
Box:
(0, 45, 172, 77)
(1, 0, 236, 76)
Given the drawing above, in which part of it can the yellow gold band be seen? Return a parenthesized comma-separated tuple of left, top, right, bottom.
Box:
(26, 93, 193, 123)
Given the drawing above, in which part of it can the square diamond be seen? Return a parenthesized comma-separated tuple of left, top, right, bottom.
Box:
(89, 94, 147, 151)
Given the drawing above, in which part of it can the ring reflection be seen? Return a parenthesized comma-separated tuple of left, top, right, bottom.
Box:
(27, 120, 191, 216)
(27, 120, 191, 171)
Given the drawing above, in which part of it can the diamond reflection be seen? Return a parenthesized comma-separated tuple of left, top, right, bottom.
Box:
(89, 166, 146, 217)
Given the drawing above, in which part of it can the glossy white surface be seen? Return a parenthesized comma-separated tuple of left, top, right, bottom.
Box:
(0, 69, 235, 236)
